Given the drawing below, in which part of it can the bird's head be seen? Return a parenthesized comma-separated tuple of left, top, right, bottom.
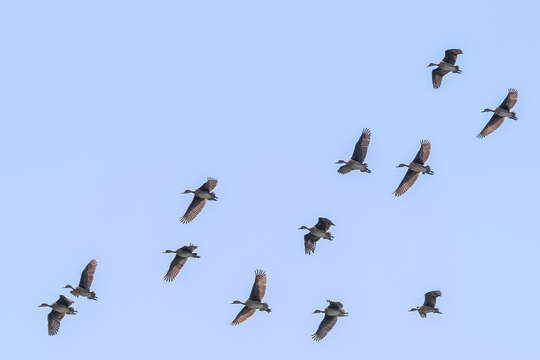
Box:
(163, 250, 175, 254)
(38, 303, 50, 308)
(427, 63, 438, 67)
(396, 163, 408, 168)
(409, 307, 419, 312)
(481, 108, 493, 113)
(231, 300, 244, 305)
(298, 226, 309, 231)
(63, 285, 74, 290)
(335, 160, 346, 164)
(182, 190, 193, 194)
(312, 309, 324, 314)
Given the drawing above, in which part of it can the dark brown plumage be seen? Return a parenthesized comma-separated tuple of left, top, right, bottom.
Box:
(180, 178, 218, 224)
(477, 88, 518, 138)
(430, 49, 463, 89)
(394, 140, 432, 197)
(336, 128, 372, 174)
(47, 310, 65, 336)
(163, 244, 200, 282)
(312, 300, 348, 341)
(301, 217, 335, 255)
(424, 290, 441, 308)
(231, 269, 270, 325)
(409, 290, 442, 318)
(65, 259, 98, 300)
(39, 295, 77, 336)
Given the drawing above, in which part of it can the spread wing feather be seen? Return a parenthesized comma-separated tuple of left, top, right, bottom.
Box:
(79, 259, 97, 290)
(180, 196, 206, 224)
(164, 256, 188, 282)
(315, 217, 334, 232)
(231, 306, 256, 325)
(304, 233, 319, 255)
(477, 114, 504, 139)
(312, 315, 338, 341)
(394, 170, 419, 197)
(352, 128, 371, 163)
(47, 310, 65, 336)
(424, 290, 442, 307)
(249, 269, 267, 301)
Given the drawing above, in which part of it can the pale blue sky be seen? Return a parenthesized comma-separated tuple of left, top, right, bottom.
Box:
(1, 1, 539, 358)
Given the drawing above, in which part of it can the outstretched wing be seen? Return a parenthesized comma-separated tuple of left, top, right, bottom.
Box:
(231, 306, 256, 325)
(351, 128, 371, 163)
(79, 259, 97, 290)
(249, 269, 267, 301)
(432, 68, 450, 89)
(442, 49, 462, 65)
(424, 290, 442, 307)
(47, 310, 65, 336)
(181, 244, 198, 252)
(327, 300, 344, 310)
(312, 315, 338, 341)
(304, 233, 318, 255)
(315, 217, 334, 232)
(337, 164, 352, 174)
(57, 295, 73, 307)
(180, 196, 207, 224)
(500, 88, 518, 110)
(200, 177, 218, 192)
(163, 256, 188, 282)
(477, 114, 504, 139)
(413, 140, 431, 164)
(393, 170, 419, 197)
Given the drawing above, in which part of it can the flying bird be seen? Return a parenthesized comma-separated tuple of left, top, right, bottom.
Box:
(64, 259, 98, 300)
(394, 140, 434, 197)
(180, 177, 218, 223)
(38, 295, 77, 336)
(427, 49, 463, 89)
(299, 217, 335, 255)
(336, 128, 372, 174)
(312, 300, 348, 341)
(163, 244, 200, 282)
(231, 269, 271, 325)
(409, 290, 442, 318)
(477, 88, 518, 138)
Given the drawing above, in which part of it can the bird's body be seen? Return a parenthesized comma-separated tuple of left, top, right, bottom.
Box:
(436, 61, 460, 72)
(231, 269, 271, 325)
(336, 128, 372, 174)
(64, 259, 98, 300)
(478, 88, 518, 138)
(163, 244, 200, 282)
(428, 49, 463, 89)
(409, 290, 442, 318)
(180, 178, 218, 223)
(312, 300, 348, 341)
(38, 295, 77, 336)
(394, 140, 434, 197)
(401, 162, 432, 173)
(299, 217, 335, 255)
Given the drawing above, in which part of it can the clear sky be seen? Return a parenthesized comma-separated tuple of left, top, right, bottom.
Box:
(1, 1, 539, 358)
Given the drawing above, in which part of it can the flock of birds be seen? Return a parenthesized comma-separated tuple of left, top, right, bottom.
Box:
(39, 48, 518, 341)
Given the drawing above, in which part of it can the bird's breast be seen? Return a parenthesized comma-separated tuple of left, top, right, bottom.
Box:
(196, 191, 213, 199)
(438, 62, 457, 71)
(495, 108, 513, 118)
(325, 308, 341, 316)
